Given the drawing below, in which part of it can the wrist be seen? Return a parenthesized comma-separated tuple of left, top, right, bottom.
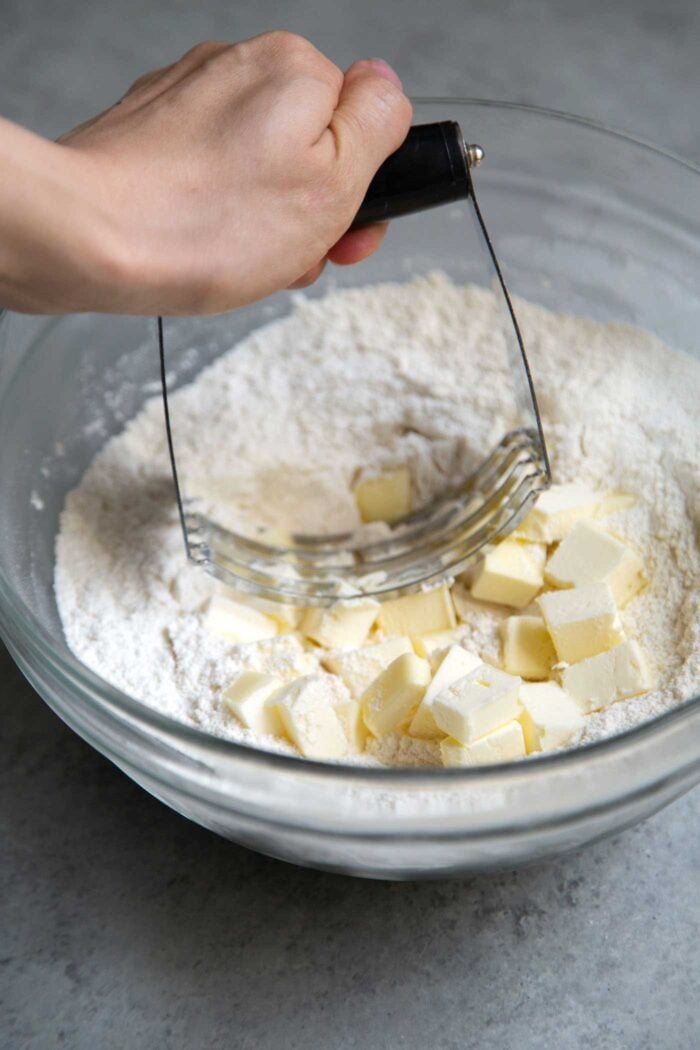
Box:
(0, 118, 130, 313)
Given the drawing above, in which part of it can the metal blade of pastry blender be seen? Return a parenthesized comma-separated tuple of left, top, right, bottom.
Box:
(157, 122, 551, 605)
(463, 157, 551, 485)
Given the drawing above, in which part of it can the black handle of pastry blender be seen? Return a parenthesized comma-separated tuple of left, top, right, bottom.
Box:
(351, 121, 483, 229)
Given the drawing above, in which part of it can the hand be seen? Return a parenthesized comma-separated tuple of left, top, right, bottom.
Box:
(0, 32, 412, 314)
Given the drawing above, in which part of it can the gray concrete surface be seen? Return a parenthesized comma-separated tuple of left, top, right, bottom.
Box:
(1, 1, 699, 1047)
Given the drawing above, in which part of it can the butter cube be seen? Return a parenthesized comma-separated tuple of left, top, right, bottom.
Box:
(322, 636, 413, 699)
(361, 653, 431, 737)
(223, 671, 284, 736)
(517, 681, 584, 753)
(204, 593, 278, 644)
(561, 640, 655, 714)
(377, 584, 456, 637)
(270, 675, 348, 759)
(470, 540, 546, 609)
(432, 665, 522, 744)
(412, 630, 466, 662)
(260, 527, 296, 547)
(334, 699, 368, 753)
(597, 491, 638, 516)
(440, 721, 526, 767)
(230, 634, 318, 681)
(545, 521, 647, 607)
(354, 468, 412, 524)
(302, 599, 379, 649)
(537, 583, 625, 664)
(219, 586, 303, 631)
(516, 482, 603, 542)
(500, 615, 556, 680)
(250, 597, 303, 630)
(409, 645, 483, 738)
(272, 605, 305, 630)
(451, 583, 482, 622)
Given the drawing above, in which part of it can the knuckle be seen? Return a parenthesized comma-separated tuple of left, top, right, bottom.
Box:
(182, 40, 228, 61)
(300, 67, 344, 105)
(251, 33, 343, 99)
(330, 63, 346, 94)
(126, 72, 154, 94)
(312, 59, 344, 96)
(260, 30, 313, 58)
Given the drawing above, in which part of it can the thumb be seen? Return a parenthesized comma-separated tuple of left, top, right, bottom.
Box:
(330, 59, 412, 192)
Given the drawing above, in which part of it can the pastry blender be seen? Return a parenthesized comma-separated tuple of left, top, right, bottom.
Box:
(158, 121, 551, 605)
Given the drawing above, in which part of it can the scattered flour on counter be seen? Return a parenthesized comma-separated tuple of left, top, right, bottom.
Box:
(54, 274, 700, 765)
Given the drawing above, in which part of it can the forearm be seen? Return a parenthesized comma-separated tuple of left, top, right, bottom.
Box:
(0, 117, 122, 313)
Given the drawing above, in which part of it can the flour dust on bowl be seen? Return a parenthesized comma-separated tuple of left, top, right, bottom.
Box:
(0, 100, 698, 878)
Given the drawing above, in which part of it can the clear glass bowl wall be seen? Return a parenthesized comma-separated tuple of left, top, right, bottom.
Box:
(0, 100, 698, 879)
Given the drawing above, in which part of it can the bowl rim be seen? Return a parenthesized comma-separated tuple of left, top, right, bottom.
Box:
(1, 96, 698, 783)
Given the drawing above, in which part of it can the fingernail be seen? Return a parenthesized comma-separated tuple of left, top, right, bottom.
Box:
(367, 58, 403, 89)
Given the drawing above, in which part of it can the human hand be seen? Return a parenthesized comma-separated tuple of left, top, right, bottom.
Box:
(0, 32, 411, 314)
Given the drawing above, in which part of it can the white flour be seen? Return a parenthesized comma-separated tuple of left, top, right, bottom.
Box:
(54, 274, 700, 765)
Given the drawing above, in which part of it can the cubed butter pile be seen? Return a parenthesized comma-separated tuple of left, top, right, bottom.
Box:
(205, 484, 654, 766)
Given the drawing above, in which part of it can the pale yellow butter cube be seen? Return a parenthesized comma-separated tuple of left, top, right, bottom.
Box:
(271, 675, 348, 759)
(412, 630, 465, 663)
(537, 583, 625, 664)
(451, 583, 481, 623)
(223, 671, 284, 736)
(302, 599, 379, 649)
(432, 665, 522, 744)
(545, 521, 647, 607)
(515, 482, 603, 543)
(500, 615, 556, 680)
(361, 653, 431, 737)
(251, 597, 303, 630)
(470, 540, 546, 609)
(377, 584, 456, 637)
(219, 585, 303, 631)
(273, 605, 305, 630)
(322, 636, 413, 699)
(597, 491, 638, 516)
(440, 721, 526, 767)
(204, 593, 279, 644)
(354, 468, 412, 524)
(561, 640, 655, 714)
(409, 645, 483, 739)
(517, 681, 584, 753)
(235, 634, 319, 682)
(334, 699, 368, 753)
(260, 527, 296, 547)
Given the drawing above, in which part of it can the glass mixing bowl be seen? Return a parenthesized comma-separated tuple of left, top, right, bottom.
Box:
(1, 100, 699, 879)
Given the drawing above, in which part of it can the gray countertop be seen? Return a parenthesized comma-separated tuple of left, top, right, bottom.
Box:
(2, 2, 699, 1047)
